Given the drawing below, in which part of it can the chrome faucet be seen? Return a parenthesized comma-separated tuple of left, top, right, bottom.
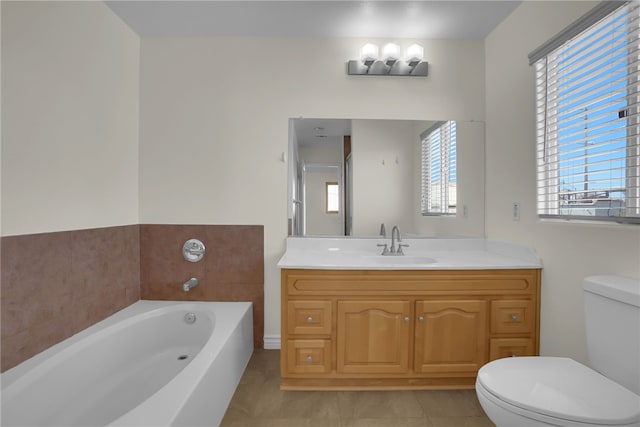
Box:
(183, 277, 199, 292)
(391, 225, 401, 253)
(377, 225, 409, 255)
(390, 225, 409, 255)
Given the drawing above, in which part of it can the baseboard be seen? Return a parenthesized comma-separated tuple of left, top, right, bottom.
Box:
(263, 335, 281, 350)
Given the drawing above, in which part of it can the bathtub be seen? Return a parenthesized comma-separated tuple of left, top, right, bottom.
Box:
(1, 300, 253, 426)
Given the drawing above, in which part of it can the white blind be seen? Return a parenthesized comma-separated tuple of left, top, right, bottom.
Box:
(535, 2, 640, 223)
(421, 121, 457, 215)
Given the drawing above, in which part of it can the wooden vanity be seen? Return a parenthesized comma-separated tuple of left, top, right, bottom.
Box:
(279, 241, 542, 390)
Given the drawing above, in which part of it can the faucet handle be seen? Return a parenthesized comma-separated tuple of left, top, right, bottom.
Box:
(376, 243, 389, 255)
(397, 243, 410, 255)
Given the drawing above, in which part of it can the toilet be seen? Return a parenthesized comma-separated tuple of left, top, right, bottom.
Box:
(476, 275, 640, 427)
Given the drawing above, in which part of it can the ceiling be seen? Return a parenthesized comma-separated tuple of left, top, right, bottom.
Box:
(293, 118, 351, 147)
(106, 1, 521, 39)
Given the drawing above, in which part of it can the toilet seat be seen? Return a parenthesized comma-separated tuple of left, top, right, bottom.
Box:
(477, 357, 640, 426)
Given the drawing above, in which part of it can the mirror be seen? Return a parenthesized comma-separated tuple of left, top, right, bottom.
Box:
(287, 118, 485, 238)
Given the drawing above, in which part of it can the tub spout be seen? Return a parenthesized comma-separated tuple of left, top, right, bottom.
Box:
(183, 277, 199, 292)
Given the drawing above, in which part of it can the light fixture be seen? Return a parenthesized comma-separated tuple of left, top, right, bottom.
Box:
(360, 43, 379, 66)
(348, 43, 428, 77)
(381, 43, 400, 65)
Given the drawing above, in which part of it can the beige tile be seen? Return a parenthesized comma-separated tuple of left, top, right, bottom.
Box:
(278, 390, 340, 419)
(224, 382, 262, 418)
(246, 349, 281, 377)
(223, 351, 494, 427)
(414, 390, 483, 417)
(337, 391, 424, 419)
(341, 418, 428, 427)
(426, 416, 495, 427)
(221, 413, 340, 427)
(263, 419, 341, 427)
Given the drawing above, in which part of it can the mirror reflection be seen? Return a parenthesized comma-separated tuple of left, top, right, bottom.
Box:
(287, 118, 485, 238)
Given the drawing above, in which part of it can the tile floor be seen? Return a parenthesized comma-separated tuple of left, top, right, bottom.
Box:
(220, 350, 495, 427)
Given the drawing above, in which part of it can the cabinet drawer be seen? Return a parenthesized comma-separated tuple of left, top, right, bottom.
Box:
(490, 338, 535, 360)
(286, 340, 332, 374)
(490, 300, 533, 334)
(287, 300, 332, 335)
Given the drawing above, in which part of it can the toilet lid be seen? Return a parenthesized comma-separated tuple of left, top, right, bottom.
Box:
(477, 357, 640, 425)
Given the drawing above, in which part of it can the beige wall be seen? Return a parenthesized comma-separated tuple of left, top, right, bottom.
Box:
(139, 37, 486, 339)
(485, 1, 640, 363)
(351, 119, 416, 235)
(1, 1, 140, 237)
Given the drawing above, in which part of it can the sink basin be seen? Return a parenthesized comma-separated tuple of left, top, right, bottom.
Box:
(366, 255, 436, 265)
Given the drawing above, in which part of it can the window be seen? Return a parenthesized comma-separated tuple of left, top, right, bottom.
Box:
(531, 2, 640, 223)
(421, 121, 457, 215)
(326, 182, 339, 213)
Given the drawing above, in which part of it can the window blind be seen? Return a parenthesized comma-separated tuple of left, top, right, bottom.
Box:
(421, 121, 457, 215)
(534, 2, 640, 223)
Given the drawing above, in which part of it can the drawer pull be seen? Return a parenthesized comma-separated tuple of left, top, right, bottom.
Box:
(403, 316, 410, 323)
(306, 316, 314, 323)
(306, 355, 313, 363)
(418, 316, 425, 322)
(511, 314, 520, 321)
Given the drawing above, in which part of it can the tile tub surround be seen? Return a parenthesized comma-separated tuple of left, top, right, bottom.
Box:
(139, 224, 264, 349)
(1, 225, 140, 372)
(221, 350, 495, 427)
(1, 223, 265, 372)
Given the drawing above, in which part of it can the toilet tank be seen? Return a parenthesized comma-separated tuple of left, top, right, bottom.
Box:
(584, 275, 640, 395)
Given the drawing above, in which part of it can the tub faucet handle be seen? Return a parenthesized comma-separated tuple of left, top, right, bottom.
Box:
(183, 277, 199, 292)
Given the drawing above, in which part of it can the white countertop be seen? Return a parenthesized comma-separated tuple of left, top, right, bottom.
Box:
(277, 237, 542, 270)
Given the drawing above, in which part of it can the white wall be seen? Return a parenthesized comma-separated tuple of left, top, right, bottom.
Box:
(352, 119, 416, 235)
(139, 37, 485, 338)
(485, 1, 640, 364)
(1, 1, 140, 236)
(304, 169, 340, 235)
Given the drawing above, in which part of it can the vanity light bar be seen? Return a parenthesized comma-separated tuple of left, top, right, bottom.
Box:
(348, 43, 428, 77)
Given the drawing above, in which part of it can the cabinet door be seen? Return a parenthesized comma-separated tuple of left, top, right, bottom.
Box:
(415, 300, 487, 375)
(286, 339, 332, 374)
(287, 300, 332, 335)
(490, 338, 534, 360)
(337, 300, 411, 374)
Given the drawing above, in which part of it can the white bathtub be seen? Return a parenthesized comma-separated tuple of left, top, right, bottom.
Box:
(1, 300, 253, 426)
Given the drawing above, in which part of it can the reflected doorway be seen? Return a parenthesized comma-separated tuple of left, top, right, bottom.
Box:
(302, 163, 343, 236)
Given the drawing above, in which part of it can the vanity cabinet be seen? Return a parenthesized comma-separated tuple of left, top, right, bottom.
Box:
(337, 300, 411, 374)
(414, 300, 487, 375)
(280, 268, 541, 390)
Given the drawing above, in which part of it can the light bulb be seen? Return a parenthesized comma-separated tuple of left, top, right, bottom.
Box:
(405, 43, 424, 65)
(360, 43, 379, 65)
(381, 43, 400, 65)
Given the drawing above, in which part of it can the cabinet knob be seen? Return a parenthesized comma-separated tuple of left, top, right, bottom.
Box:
(306, 316, 314, 323)
(418, 316, 425, 322)
(403, 316, 410, 323)
(306, 355, 313, 362)
(511, 314, 520, 321)
(511, 354, 517, 357)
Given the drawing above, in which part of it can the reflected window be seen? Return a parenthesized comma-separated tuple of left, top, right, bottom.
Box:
(326, 182, 339, 213)
(421, 121, 457, 215)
